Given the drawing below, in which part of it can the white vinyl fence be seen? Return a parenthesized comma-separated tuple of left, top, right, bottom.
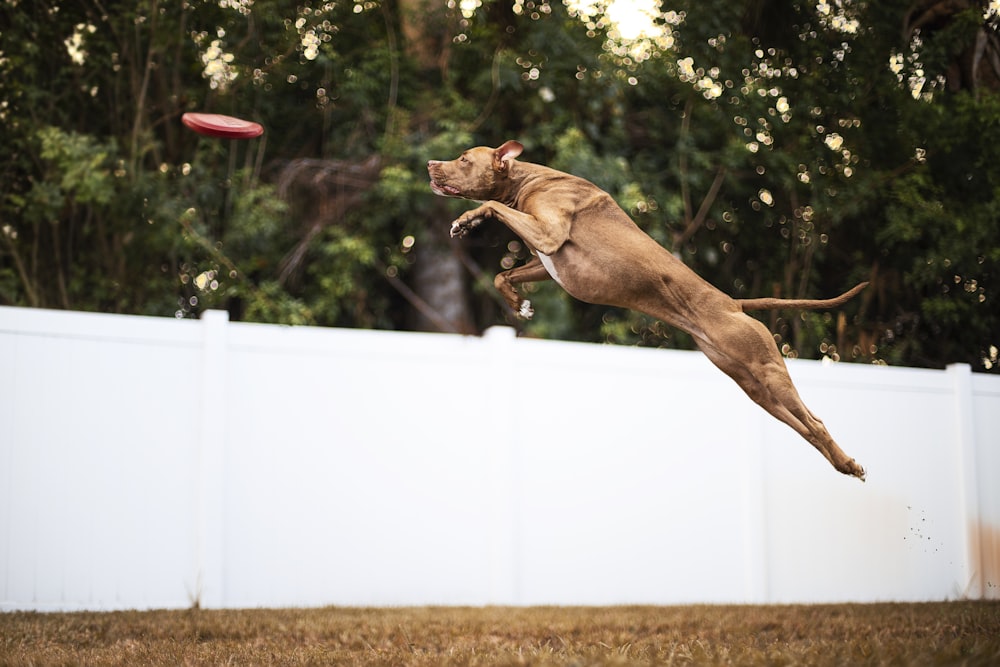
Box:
(1, 305, 998, 611)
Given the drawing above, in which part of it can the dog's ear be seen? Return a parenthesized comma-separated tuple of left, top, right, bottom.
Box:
(494, 140, 524, 172)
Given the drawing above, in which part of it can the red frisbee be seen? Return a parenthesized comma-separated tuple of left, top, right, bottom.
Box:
(182, 112, 264, 139)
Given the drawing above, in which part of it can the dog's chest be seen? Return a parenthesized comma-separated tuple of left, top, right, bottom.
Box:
(537, 253, 565, 288)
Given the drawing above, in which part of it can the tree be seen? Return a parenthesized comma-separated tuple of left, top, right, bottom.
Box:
(1, 0, 996, 372)
(596, 0, 999, 371)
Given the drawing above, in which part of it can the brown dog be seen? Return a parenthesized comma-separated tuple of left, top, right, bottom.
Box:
(428, 141, 867, 480)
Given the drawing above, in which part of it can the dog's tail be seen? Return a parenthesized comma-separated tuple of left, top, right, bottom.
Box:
(738, 281, 869, 311)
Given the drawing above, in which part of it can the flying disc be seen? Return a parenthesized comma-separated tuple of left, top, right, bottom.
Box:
(182, 112, 264, 139)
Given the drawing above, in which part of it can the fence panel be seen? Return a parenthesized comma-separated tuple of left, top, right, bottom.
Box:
(1, 306, 998, 610)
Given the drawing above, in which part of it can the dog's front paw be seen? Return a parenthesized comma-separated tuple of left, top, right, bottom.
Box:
(449, 220, 468, 238)
(450, 212, 485, 238)
(518, 300, 534, 320)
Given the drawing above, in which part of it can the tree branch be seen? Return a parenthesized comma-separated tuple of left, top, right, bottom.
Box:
(674, 164, 727, 249)
(470, 48, 504, 132)
(0, 228, 40, 307)
(678, 97, 694, 230)
(130, 0, 159, 175)
(375, 259, 461, 334)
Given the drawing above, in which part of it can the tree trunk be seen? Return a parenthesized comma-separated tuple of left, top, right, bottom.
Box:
(409, 220, 474, 334)
(397, 0, 474, 333)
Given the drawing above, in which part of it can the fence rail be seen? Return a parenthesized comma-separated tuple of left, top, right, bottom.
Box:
(2, 305, 998, 611)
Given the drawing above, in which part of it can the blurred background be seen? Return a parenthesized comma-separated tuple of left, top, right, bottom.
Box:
(1, 0, 998, 372)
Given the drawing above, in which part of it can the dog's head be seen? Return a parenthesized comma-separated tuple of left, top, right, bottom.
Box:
(427, 140, 524, 201)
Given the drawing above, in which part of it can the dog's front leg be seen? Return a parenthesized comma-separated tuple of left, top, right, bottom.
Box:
(450, 201, 569, 256)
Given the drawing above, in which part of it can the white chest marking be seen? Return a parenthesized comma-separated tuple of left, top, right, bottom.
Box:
(537, 253, 564, 287)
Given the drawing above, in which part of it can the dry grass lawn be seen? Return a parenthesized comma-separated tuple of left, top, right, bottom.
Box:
(2, 602, 999, 666)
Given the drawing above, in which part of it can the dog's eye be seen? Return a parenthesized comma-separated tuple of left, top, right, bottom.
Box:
(459, 156, 469, 164)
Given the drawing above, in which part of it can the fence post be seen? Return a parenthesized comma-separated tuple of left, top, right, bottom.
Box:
(483, 326, 520, 604)
(948, 362, 982, 599)
(740, 400, 769, 603)
(197, 310, 229, 608)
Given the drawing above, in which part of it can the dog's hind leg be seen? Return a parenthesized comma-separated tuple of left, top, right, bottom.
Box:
(493, 256, 552, 319)
(695, 313, 866, 480)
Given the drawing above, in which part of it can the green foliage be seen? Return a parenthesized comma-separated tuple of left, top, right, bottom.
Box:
(0, 0, 997, 371)
(37, 127, 115, 207)
(240, 280, 315, 327)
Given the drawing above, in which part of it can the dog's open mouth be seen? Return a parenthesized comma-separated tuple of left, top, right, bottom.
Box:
(430, 181, 462, 197)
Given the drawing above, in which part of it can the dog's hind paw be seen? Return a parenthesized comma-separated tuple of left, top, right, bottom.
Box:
(518, 300, 534, 320)
(838, 457, 866, 481)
